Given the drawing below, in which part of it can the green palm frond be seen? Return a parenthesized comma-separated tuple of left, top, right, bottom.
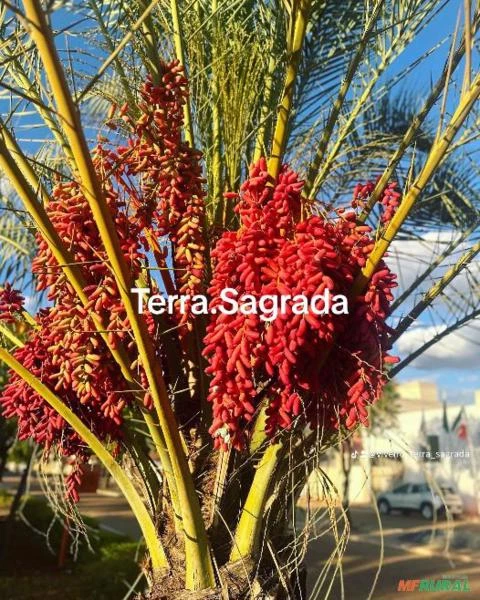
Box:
(0, 183, 35, 288)
(352, 92, 480, 229)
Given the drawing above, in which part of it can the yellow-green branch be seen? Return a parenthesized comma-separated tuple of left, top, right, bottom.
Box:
(86, 1, 136, 107)
(21, 0, 215, 588)
(0, 347, 168, 573)
(391, 236, 480, 343)
(0, 95, 181, 534)
(306, 5, 443, 200)
(230, 441, 284, 561)
(234, 70, 480, 564)
(0, 323, 25, 348)
(211, 0, 223, 224)
(391, 221, 478, 312)
(170, 0, 194, 147)
(253, 56, 276, 163)
(170, 0, 211, 430)
(137, 0, 162, 84)
(268, 0, 312, 179)
(357, 11, 480, 223)
(307, 43, 396, 198)
(352, 71, 480, 296)
(3, 45, 75, 167)
(303, 0, 385, 197)
(77, 0, 161, 102)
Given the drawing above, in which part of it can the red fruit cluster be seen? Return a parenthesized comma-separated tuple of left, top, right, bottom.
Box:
(0, 284, 24, 323)
(0, 62, 205, 500)
(352, 178, 401, 224)
(65, 464, 83, 504)
(106, 61, 206, 329)
(203, 159, 398, 450)
(1, 166, 147, 497)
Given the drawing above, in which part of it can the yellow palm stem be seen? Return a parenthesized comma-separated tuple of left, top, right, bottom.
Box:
(0, 115, 181, 531)
(253, 56, 276, 163)
(352, 71, 480, 296)
(170, 0, 212, 436)
(21, 0, 215, 588)
(0, 347, 168, 573)
(234, 73, 480, 565)
(268, 0, 312, 179)
(0, 323, 25, 348)
(137, 0, 162, 83)
(211, 0, 224, 224)
(170, 0, 194, 147)
(230, 441, 283, 561)
(248, 398, 269, 455)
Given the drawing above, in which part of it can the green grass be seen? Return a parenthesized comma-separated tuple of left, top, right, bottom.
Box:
(0, 495, 145, 599)
(0, 488, 12, 508)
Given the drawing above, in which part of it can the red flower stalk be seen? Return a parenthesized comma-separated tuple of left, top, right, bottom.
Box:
(352, 178, 401, 224)
(107, 60, 207, 330)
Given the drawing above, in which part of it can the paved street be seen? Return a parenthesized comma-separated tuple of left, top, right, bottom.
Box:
(302, 505, 480, 599)
(3, 474, 480, 599)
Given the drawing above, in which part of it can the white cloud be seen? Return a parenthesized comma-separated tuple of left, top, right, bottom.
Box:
(396, 324, 480, 370)
(386, 231, 480, 373)
(386, 232, 480, 309)
(22, 294, 37, 312)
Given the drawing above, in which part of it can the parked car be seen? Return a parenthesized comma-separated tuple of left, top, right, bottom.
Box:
(377, 482, 463, 519)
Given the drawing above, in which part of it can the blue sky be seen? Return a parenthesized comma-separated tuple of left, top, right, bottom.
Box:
(383, 1, 480, 402)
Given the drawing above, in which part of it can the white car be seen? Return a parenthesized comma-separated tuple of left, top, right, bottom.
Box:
(377, 482, 463, 520)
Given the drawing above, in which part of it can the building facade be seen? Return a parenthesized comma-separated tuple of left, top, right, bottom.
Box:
(306, 381, 480, 515)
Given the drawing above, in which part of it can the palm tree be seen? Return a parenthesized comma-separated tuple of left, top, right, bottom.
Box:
(0, 1, 479, 598)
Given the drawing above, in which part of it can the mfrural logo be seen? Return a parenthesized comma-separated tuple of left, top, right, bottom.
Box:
(397, 578, 470, 592)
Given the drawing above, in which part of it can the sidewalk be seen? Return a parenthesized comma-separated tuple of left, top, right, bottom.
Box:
(1, 473, 140, 539)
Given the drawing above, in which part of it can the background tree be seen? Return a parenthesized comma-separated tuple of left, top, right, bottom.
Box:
(0, 395, 16, 479)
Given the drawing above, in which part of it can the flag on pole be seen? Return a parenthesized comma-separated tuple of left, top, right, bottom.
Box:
(442, 401, 449, 433)
(458, 424, 467, 440)
(419, 410, 428, 447)
(451, 406, 467, 440)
